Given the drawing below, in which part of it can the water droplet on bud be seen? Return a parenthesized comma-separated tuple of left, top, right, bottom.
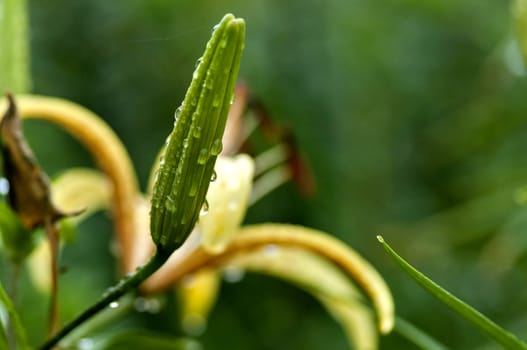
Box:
(210, 139, 223, 156)
(195, 57, 203, 69)
(193, 126, 202, 138)
(223, 266, 245, 283)
(197, 149, 208, 165)
(165, 196, 177, 211)
(200, 200, 209, 216)
(212, 95, 221, 107)
(77, 338, 94, 350)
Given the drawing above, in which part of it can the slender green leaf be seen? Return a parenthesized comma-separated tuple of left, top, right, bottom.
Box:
(0, 321, 8, 350)
(92, 330, 201, 350)
(0, 0, 30, 93)
(0, 279, 31, 350)
(514, 0, 527, 62)
(394, 316, 448, 350)
(378, 235, 527, 350)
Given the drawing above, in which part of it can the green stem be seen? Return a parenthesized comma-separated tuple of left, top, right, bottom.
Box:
(38, 249, 171, 350)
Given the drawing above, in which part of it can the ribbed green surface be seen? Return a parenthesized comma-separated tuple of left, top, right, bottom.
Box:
(0, 0, 30, 93)
(150, 14, 245, 253)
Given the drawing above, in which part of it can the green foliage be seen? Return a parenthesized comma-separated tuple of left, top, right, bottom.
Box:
(0, 0, 30, 93)
(0, 201, 36, 263)
(92, 330, 201, 350)
(379, 236, 527, 349)
(0, 279, 31, 350)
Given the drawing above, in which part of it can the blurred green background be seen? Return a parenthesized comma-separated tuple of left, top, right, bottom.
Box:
(9, 0, 527, 349)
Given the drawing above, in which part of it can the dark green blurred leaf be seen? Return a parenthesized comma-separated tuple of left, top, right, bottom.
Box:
(0, 279, 31, 350)
(93, 330, 201, 350)
(0, 0, 30, 93)
(0, 201, 36, 263)
(394, 316, 448, 350)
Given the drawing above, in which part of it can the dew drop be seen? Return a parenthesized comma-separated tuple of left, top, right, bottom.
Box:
(193, 126, 202, 138)
(134, 297, 149, 313)
(77, 338, 94, 350)
(134, 296, 162, 314)
(0, 178, 10, 195)
(212, 95, 221, 108)
(227, 200, 238, 212)
(109, 301, 119, 309)
(210, 170, 217, 182)
(194, 57, 203, 69)
(164, 134, 172, 147)
(210, 139, 223, 156)
(229, 94, 235, 105)
(197, 149, 209, 165)
(189, 181, 198, 197)
(219, 39, 227, 48)
(204, 77, 214, 90)
(174, 107, 182, 121)
(223, 266, 245, 283)
(263, 244, 279, 257)
(165, 196, 177, 211)
(200, 200, 209, 216)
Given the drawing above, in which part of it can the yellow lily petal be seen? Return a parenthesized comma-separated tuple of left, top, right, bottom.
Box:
(225, 247, 378, 349)
(142, 223, 394, 335)
(27, 168, 110, 293)
(319, 296, 377, 350)
(231, 224, 394, 334)
(226, 247, 360, 301)
(51, 168, 111, 221)
(27, 238, 52, 293)
(177, 268, 220, 336)
(200, 154, 254, 253)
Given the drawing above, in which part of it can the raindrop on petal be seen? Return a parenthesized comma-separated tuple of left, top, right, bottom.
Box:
(200, 200, 209, 216)
(223, 266, 245, 283)
(0, 178, 9, 195)
(77, 338, 94, 350)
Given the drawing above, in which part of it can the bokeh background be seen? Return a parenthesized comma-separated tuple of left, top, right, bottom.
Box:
(11, 0, 527, 349)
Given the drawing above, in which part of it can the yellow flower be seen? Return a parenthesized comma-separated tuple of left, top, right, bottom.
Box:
(1, 90, 394, 350)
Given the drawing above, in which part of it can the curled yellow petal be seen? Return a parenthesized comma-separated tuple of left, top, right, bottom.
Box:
(231, 224, 394, 334)
(320, 296, 378, 350)
(27, 239, 52, 293)
(226, 247, 378, 349)
(200, 154, 254, 253)
(0, 94, 139, 272)
(177, 269, 220, 336)
(51, 168, 111, 221)
(143, 223, 394, 334)
(226, 247, 360, 301)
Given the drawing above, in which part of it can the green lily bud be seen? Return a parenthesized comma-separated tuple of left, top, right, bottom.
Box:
(150, 14, 245, 254)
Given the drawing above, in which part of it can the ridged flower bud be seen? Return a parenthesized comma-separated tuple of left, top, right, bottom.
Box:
(150, 14, 245, 253)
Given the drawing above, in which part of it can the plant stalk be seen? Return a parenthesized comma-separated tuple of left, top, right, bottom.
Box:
(38, 249, 171, 350)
